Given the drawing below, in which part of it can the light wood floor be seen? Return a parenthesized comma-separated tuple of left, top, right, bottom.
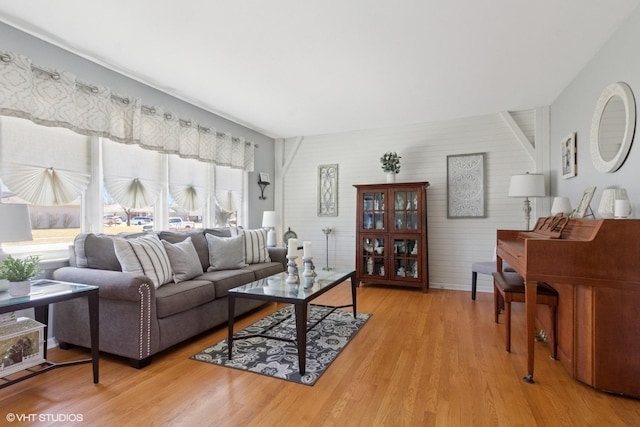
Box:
(1, 283, 639, 426)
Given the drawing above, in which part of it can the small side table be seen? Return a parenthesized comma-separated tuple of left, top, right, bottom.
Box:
(0, 279, 99, 388)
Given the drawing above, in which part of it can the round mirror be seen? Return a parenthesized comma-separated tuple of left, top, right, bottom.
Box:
(590, 82, 636, 173)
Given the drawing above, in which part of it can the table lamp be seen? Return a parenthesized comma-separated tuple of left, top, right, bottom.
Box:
(597, 188, 630, 218)
(261, 211, 280, 247)
(508, 172, 545, 230)
(0, 203, 33, 261)
(550, 197, 572, 216)
(0, 203, 33, 291)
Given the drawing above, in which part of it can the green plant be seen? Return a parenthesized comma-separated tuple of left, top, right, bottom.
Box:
(0, 255, 42, 282)
(380, 152, 401, 174)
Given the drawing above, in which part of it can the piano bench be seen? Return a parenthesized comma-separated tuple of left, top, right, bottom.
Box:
(492, 272, 558, 358)
(471, 261, 515, 300)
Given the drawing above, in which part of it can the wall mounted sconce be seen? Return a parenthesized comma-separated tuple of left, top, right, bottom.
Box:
(258, 172, 270, 200)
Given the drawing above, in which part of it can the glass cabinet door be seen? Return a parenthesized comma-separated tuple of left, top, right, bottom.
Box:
(362, 236, 387, 278)
(392, 190, 419, 231)
(392, 238, 419, 280)
(362, 191, 385, 230)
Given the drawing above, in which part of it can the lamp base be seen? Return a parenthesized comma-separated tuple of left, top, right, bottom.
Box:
(266, 228, 277, 247)
(522, 197, 532, 231)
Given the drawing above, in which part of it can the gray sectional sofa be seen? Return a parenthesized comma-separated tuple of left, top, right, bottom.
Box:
(52, 227, 287, 368)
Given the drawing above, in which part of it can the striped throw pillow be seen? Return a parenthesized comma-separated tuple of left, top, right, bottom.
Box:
(114, 234, 173, 288)
(243, 229, 271, 264)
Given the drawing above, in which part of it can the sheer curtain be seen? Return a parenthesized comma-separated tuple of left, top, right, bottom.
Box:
(214, 167, 244, 227)
(0, 50, 255, 181)
(103, 139, 162, 209)
(0, 116, 90, 205)
(168, 155, 208, 212)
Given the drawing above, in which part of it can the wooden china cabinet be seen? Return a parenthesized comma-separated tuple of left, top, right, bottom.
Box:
(354, 182, 429, 292)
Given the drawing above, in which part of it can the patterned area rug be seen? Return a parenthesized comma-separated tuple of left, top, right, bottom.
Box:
(191, 305, 371, 385)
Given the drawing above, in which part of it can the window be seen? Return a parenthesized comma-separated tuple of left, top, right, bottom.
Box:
(0, 118, 248, 258)
(214, 166, 244, 227)
(0, 117, 90, 258)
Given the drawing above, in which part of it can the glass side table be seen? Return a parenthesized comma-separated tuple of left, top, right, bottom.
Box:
(0, 279, 99, 388)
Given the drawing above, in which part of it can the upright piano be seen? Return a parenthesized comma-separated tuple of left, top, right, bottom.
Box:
(497, 216, 640, 397)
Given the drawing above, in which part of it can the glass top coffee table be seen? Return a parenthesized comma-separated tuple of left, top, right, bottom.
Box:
(227, 269, 356, 375)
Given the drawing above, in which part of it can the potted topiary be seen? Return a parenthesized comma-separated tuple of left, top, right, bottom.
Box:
(380, 152, 401, 183)
(0, 255, 42, 297)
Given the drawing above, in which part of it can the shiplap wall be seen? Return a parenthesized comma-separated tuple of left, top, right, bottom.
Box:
(279, 111, 540, 294)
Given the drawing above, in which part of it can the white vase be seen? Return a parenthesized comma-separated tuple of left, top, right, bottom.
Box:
(9, 280, 31, 297)
(386, 172, 396, 183)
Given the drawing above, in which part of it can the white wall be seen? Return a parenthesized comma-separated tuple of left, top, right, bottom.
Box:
(278, 112, 541, 293)
(550, 6, 640, 213)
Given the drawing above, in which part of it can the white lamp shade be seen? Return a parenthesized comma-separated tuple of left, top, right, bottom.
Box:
(598, 188, 630, 219)
(551, 197, 572, 215)
(508, 173, 545, 198)
(0, 204, 33, 242)
(261, 211, 280, 228)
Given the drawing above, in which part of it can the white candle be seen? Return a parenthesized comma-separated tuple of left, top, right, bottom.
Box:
(614, 199, 631, 218)
(303, 241, 312, 258)
(287, 238, 298, 257)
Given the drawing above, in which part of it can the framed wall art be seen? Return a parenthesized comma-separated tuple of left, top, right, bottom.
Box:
(318, 164, 338, 217)
(562, 132, 577, 179)
(447, 152, 486, 218)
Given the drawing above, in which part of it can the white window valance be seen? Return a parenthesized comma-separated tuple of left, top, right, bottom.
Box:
(0, 50, 255, 171)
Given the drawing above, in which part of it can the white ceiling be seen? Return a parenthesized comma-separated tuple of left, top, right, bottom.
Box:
(1, 0, 639, 139)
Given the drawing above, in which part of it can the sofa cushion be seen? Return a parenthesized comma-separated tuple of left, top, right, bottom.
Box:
(243, 262, 286, 280)
(243, 228, 271, 264)
(162, 237, 203, 283)
(197, 269, 256, 298)
(205, 233, 247, 271)
(114, 234, 173, 288)
(158, 230, 209, 272)
(74, 232, 146, 270)
(73, 233, 121, 270)
(154, 279, 216, 318)
(203, 227, 233, 238)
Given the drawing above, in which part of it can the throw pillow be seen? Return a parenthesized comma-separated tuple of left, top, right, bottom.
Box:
(161, 237, 203, 283)
(114, 234, 173, 288)
(73, 233, 122, 271)
(205, 233, 247, 271)
(243, 228, 271, 264)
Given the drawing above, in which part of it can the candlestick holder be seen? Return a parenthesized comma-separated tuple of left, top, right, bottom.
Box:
(302, 257, 315, 278)
(302, 276, 315, 289)
(286, 255, 299, 284)
(322, 227, 333, 271)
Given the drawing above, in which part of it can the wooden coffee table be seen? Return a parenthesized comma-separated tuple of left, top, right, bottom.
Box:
(228, 269, 356, 375)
